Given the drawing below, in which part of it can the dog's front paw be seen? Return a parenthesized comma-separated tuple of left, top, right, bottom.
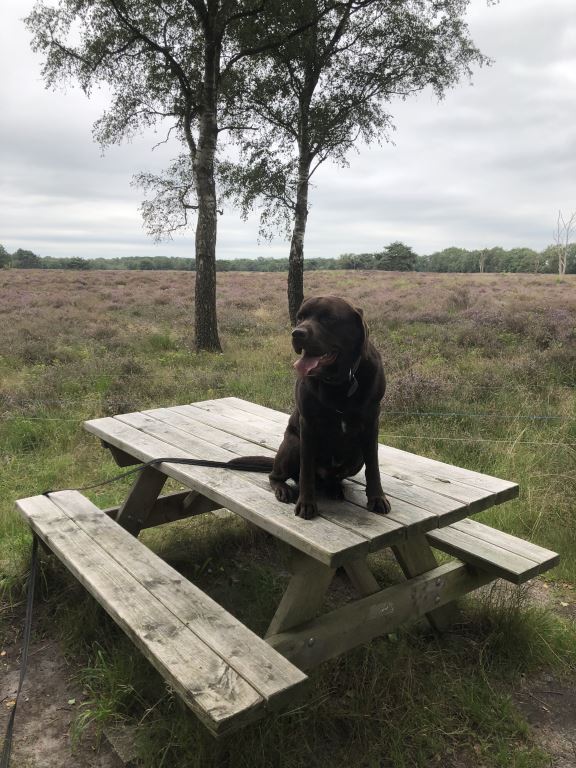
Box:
(274, 483, 298, 503)
(368, 495, 391, 515)
(295, 499, 318, 519)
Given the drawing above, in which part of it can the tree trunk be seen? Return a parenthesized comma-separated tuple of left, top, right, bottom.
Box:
(193, 40, 222, 353)
(288, 159, 310, 325)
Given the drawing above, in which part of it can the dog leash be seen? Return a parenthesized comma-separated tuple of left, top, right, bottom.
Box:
(1, 535, 39, 768)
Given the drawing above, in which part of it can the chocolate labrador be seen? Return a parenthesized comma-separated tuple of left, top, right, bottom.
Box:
(270, 295, 391, 519)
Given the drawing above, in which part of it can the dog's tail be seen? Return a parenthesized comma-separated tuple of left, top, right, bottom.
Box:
(226, 455, 274, 472)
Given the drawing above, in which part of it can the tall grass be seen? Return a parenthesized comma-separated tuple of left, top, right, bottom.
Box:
(1, 269, 575, 766)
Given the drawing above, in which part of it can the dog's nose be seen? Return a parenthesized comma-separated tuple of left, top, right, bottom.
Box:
(292, 327, 308, 342)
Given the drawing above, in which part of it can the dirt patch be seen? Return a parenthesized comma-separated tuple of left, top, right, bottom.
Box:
(0, 636, 123, 768)
(514, 671, 576, 768)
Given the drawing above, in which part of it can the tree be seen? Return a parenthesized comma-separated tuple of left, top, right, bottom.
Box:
(0, 245, 11, 269)
(68, 257, 92, 270)
(554, 209, 576, 280)
(376, 241, 417, 271)
(26, 0, 326, 350)
(12, 249, 42, 269)
(221, 0, 487, 322)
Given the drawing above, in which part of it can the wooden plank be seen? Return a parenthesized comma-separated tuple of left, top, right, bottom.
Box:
(427, 524, 559, 584)
(83, 416, 368, 568)
(181, 402, 473, 525)
(16, 495, 263, 736)
(121, 409, 408, 549)
(144, 407, 414, 546)
(208, 398, 519, 503)
(449, 518, 560, 565)
(45, 490, 307, 708)
(196, 400, 509, 511)
(267, 562, 493, 670)
(222, 397, 290, 425)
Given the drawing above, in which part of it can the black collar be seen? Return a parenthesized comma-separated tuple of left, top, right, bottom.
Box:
(320, 354, 362, 398)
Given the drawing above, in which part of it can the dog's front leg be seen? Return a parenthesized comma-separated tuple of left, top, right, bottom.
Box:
(362, 411, 391, 515)
(295, 415, 319, 519)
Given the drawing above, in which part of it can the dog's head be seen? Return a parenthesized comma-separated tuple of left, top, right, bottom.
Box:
(292, 295, 369, 380)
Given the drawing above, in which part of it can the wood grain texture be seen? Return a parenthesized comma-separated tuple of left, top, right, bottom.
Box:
(267, 562, 493, 670)
(16, 494, 265, 736)
(206, 397, 519, 502)
(182, 400, 499, 522)
(84, 415, 368, 567)
(427, 521, 559, 584)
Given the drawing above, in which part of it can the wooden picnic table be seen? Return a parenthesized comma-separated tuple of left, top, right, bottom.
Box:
(16, 397, 559, 737)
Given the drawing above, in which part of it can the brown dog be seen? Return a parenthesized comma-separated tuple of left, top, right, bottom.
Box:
(269, 295, 391, 519)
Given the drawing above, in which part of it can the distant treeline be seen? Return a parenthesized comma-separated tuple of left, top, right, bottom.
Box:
(1, 242, 575, 273)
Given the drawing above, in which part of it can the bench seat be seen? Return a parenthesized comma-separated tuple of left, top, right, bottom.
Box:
(427, 518, 559, 584)
(16, 490, 308, 737)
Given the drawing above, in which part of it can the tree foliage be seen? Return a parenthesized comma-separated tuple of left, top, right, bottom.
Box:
(376, 241, 417, 271)
(220, 0, 489, 320)
(25, 0, 327, 350)
(0, 245, 11, 268)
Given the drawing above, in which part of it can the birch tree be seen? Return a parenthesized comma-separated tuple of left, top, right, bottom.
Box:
(221, 0, 489, 323)
(554, 209, 576, 280)
(25, 0, 324, 351)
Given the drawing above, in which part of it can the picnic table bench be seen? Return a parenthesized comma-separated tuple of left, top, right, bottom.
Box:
(16, 397, 559, 736)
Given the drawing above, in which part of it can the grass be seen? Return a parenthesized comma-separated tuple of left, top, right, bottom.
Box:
(1, 268, 575, 767)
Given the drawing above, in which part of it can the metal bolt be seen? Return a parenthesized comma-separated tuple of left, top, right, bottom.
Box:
(307, 637, 315, 647)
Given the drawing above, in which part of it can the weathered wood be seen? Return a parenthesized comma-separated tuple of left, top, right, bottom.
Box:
(115, 465, 167, 536)
(84, 414, 369, 568)
(343, 558, 381, 597)
(267, 562, 493, 670)
(203, 398, 519, 503)
(427, 520, 560, 584)
(154, 406, 453, 536)
(102, 441, 141, 467)
(143, 407, 410, 547)
(17, 492, 308, 733)
(103, 491, 222, 528)
(16, 494, 264, 736)
(265, 549, 336, 638)
(181, 401, 490, 525)
(392, 533, 458, 632)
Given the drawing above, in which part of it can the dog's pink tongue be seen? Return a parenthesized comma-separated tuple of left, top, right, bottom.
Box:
(294, 354, 322, 377)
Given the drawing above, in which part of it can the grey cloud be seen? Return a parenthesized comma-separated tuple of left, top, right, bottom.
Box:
(1, 0, 576, 261)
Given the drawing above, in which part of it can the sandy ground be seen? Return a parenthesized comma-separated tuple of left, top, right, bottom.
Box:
(0, 636, 123, 768)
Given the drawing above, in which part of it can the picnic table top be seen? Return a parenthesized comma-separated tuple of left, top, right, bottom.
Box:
(84, 397, 519, 569)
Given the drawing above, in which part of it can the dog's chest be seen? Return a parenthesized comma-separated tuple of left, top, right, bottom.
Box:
(319, 411, 362, 441)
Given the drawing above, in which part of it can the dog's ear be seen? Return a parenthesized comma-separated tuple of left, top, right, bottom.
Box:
(355, 306, 370, 357)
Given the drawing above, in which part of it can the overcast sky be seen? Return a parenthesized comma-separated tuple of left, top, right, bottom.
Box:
(1, 0, 575, 261)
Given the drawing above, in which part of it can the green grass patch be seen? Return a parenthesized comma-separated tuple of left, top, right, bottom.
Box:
(1, 270, 575, 765)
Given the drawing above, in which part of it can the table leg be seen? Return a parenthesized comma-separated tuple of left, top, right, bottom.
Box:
(343, 558, 380, 597)
(115, 466, 168, 536)
(265, 549, 336, 638)
(392, 533, 458, 632)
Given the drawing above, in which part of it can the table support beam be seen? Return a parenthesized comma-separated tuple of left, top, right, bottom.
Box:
(115, 466, 168, 536)
(343, 558, 381, 597)
(265, 549, 336, 638)
(392, 533, 457, 632)
(267, 561, 492, 670)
